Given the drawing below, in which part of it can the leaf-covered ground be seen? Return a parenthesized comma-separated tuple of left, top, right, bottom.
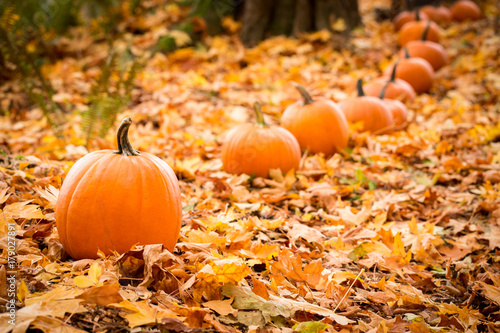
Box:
(1, 1, 500, 332)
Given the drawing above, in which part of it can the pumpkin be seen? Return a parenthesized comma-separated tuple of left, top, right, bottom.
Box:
(383, 48, 435, 94)
(400, 21, 448, 71)
(281, 83, 349, 156)
(338, 79, 394, 134)
(394, 9, 430, 31)
(397, 9, 440, 47)
(450, 0, 481, 21)
(56, 117, 182, 259)
(363, 60, 416, 103)
(221, 102, 301, 178)
(421, 4, 452, 23)
(379, 81, 408, 129)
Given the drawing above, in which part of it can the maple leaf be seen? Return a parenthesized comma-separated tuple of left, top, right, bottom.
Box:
(199, 259, 251, 285)
(112, 300, 178, 328)
(77, 283, 124, 306)
(270, 249, 324, 289)
(202, 298, 237, 316)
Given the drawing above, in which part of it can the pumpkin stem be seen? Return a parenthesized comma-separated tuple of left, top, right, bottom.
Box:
(421, 21, 431, 41)
(389, 60, 399, 82)
(253, 102, 268, 127)
(356, 79, 365, 97)
(115, 117, 140, 156)
(379, 81, 390, 99)
(415, 7, 421, 21)
(403, 47, 411, 59)
(292, 82, 314, 105)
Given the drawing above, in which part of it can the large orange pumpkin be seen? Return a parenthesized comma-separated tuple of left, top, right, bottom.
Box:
(383, 49, 435, 94)
(363, 61, 416, 103)
(56, 117, 182, 259)
(398, 12, 440, 47)
(393, 9, 430, 31)
(401, 22, 448, 71)
(338, 79, 394, 134)
(421, 4, 452, 23)
(221, 102, 301, 178)
(281, 83, 349, 156)
(450, 0, 481, 21)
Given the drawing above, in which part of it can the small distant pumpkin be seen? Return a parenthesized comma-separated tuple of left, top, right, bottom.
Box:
(363, 60, 416, 103)
(384, 48, 435, 94)
(281, 83, 349, 156)
(450, 0, 481, 21)
(221, 102, 301, 178)
(421, 4, 452, 23)
(394, 9, 430, 31)
(56, 117, 182, 259)
(338, 79, 394, 134)
(401, 21, 448, 71)
(379, 82, 408, 130)
(398, 9, 440, 47)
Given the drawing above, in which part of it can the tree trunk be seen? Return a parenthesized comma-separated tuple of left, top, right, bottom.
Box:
(240, 0, 275, 46)
(315, 0, 334, 31)
(270, 0, 296, 36)
(293, 0, 313, 34)
(238, 0, 362, 46)
(340, 0, 362, 29)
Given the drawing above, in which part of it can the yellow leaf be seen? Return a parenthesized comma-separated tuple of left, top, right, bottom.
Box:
(2, 201, 45, 220)
(0, 187, 11, 204)
(408, 217, 419, 234)
(112, 300, 177, 328)
(203, 298, 237, 316)
(73, 276, 96, 288)
(168, 30, 192, 47)
(210, 259, 251, 284)
(88, 262, 102, 284)
(34, 185, 59, 209)
(17, 280, 29, 303)
(392, 233, 406, 256)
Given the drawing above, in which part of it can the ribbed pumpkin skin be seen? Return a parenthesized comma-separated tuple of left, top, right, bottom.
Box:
(221, 124, 301, 178)
(56, 151, 182, 259)
(384, 99, 408, 129)
(401, 40, 448, 71)
(394, 11, 430, 31)
(363, 78, 416, 103)
(383, 58, 435, 94)
(281, 99, 349, 156)
(421, 5, 452, 23)
(450, 0, 481, 21)
(339, 97, 394, 133)
(398, 20, 440, 46)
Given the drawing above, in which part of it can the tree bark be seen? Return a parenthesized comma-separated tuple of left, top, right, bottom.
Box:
(293, 0, 313, 34)
(270, 0, 296, 36)
(315, 0, 334, 31)
(340, 0, 362, 29)
(240, 0, 275, 46)
(238, 0, 361, 45)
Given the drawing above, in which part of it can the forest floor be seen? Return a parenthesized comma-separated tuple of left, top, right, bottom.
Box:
(1, 0, 500, 332)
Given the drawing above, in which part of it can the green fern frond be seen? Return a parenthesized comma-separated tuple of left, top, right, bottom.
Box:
(82, 45, 140, 145)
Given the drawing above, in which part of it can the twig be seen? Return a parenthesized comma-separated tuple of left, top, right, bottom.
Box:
(333, 268, 365, 313)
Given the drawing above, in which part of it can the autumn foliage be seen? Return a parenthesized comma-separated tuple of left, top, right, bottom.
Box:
(0, 0, 499, 332)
